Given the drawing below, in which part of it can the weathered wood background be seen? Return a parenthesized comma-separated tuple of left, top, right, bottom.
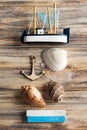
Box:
(0, 0, 87, 130)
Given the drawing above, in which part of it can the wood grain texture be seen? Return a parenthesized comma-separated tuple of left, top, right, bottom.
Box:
(0, 0, 87, 130)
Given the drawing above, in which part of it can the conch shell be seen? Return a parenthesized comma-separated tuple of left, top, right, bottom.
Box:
(45, 81, 64, 102)
(21, 85, 46, 108)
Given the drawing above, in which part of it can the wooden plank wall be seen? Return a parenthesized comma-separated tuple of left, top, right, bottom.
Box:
(0, 0, 87, 130)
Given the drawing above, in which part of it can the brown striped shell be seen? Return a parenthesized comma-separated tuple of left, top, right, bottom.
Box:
(21, 85, 46, 108)
(45, 81, 64, 102)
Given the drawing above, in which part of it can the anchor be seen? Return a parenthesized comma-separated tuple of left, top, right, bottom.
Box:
(21, 55, 45, 81)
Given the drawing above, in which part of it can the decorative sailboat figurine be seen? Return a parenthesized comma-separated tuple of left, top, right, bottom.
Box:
(21, 3, 70, 44)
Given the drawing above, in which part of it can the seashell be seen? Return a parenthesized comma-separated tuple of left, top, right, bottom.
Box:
(21, 85, 46, 108)
(45, 81, 64, 102)
(42, 48, 67, 71)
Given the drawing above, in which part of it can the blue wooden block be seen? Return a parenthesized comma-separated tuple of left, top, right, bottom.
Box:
(27, 115, 66, 123)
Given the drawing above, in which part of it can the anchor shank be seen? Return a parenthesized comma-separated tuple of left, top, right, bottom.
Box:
(31, 60, 35, 74)
(31, 56, 35, 74)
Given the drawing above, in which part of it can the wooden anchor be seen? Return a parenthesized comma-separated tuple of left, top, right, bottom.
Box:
(21, 56, 45, 81)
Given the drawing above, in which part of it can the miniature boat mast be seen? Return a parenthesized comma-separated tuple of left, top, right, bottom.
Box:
(47, 3, 57, 34)
(34, 5, 36, 34)
(47, 7, 53, 34)
(54, 2, 57, 34)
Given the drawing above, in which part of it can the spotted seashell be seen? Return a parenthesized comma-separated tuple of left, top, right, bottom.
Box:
(21, 85, 46, 108)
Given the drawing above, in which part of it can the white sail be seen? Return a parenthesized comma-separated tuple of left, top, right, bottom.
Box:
(37, 9, 60, 28)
